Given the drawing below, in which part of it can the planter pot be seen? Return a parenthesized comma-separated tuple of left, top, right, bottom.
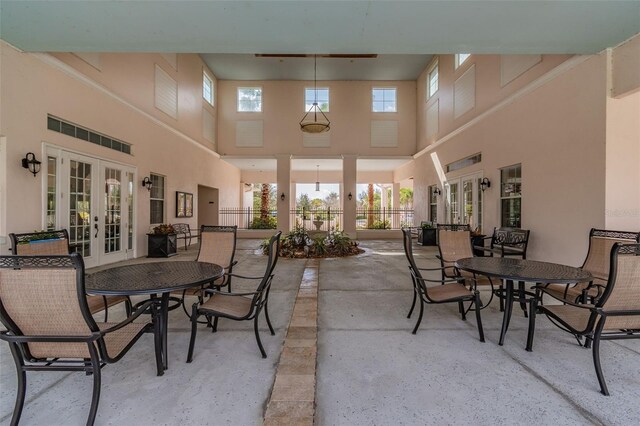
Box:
(147, 233, 178, 258)
(313, 220, 324, 231)
(418, 228, 437, 246)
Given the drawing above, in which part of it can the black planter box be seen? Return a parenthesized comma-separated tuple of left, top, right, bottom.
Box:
(147, 233, 178, 258)
(418, 228, 437, 246)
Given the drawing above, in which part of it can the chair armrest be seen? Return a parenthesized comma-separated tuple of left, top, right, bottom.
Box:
(202, 288, 259, 297)
(0, 330, 100, 344)
(224, 273, 264, 280)
(416, 266, 446, 271)
(414, 276, 463, 284)
(98, 300, 154, 335)
(536, 284, 597, 309)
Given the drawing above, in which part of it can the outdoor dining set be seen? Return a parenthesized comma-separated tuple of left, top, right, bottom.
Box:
(0, 226, 281, 426)
(402, 225, 640, 397)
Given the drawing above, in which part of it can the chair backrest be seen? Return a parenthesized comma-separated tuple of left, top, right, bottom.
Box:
(436, 223, 471, 232)
(252, 231, 282, 307)
(0, 254, 98, 360)
(9, 230, 71, 255)
(197, 225, 238, 269)
(582, 229, 640, 282)
(490, 227, 530, 252)
(402, 228, 419, 272)
(596, 243, 640, 330)
(172, 223, 190, 236)
(438, 230, 473, 272)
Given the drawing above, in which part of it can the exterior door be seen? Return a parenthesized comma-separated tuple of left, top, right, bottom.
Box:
(45, 147, 136, 268)
(445, 172, 484, 232)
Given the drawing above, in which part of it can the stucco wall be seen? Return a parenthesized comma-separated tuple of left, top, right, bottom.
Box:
(0, 42, 240, 257)
(217, 80, 417, 157)
(414, 54, 608, 265)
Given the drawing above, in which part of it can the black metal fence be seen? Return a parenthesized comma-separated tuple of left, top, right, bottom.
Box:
(290, 208, 343, 232)
(219, 207, 278, 230)
(219, 207, 414, 230)
(356, 208, 414, 230)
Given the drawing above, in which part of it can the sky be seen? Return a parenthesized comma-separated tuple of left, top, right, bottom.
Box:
(295, 183, 385, 201)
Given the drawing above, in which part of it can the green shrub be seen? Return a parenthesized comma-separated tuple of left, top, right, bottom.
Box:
(250, 216, 277, 229)
(369, 220, 390, 230)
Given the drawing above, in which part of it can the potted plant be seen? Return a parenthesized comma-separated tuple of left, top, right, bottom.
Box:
(418, 222, 437, 246)
(147, 224, 178, 258)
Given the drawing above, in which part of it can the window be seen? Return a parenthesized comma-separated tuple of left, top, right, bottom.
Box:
(500, 164, 522, 228)
(428, 61, 439, 98)
(237, 87, 262, 112)
(203, 72, 214, 106)
(46, 156, 57, 231)
(372, 88, 397, 112)
(150, 173, 165, 224)
(455, 54, 471, 69)
(305, 88, 329, 112)
(429, 185, 438, 223)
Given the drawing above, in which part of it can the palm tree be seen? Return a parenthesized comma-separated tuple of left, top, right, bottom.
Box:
(399, 188, 413, 209)
(260, 183, 270, 220)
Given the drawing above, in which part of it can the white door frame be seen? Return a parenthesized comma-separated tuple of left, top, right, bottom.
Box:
(444, 171, 484, 231)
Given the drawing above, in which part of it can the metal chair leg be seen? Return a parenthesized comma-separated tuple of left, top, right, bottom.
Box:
(474, 292, 485, 342)
(87, 346, 101, 426)
(412, 297, 424, 334)
(458, 300, 467, 321)
(254, 313, 267, 358)
(499, 283, 505, 312)
(212, 316, 219, 333)
(8, 343, 26, 426)
(264, 299, 275, 335)
(526, 297, 537, 351)
(592, 320, 609, 396)
(518, 281, 528, 318)
(187, 304, 199, 363)
(407, 287, 417, 319)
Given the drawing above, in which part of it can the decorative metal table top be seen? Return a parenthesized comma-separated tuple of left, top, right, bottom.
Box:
(455, 257, 592, 284)
(86, 261, 224, 295)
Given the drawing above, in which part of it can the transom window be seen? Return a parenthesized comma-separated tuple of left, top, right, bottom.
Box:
(455, 54, 471, 69)
(500, 164, 522, 228)
(237, 87, 262, 112)
(305, 88, 329, 112)
(203, 72, 214, 106)
(428, 61, 439, 98)
(372, 88, 397, 112)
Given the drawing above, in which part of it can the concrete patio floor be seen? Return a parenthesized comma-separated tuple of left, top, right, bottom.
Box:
(1, 240, 639, 425)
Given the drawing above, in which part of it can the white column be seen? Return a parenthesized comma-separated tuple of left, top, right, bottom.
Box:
(276, 154, 291, 232)
(392, 182, 401, 228)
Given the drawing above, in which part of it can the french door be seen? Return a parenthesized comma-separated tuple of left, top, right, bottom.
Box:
(45, 147, 136, 268)
(444, 172, 484, 233)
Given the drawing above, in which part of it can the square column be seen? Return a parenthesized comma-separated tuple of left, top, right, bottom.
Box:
(276, 154, 291, 232)
(392, 182, 401, 228)
(342, 155, 357, 237)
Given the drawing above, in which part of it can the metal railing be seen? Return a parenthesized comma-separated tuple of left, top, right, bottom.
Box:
(356, 208, 414, 230)
(219, 207, 414, 231)
(290, 208, 343, 232)
(219, 207, 278, 229)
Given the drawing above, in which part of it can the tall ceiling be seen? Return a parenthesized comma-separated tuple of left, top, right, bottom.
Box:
(1, 1, 639, 81)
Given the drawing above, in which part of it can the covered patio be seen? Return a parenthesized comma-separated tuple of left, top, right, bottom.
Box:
(1, 240, 638, 425)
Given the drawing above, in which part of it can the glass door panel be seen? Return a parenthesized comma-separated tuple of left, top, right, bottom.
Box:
(69, 159, 94, 259)
(104, 167, 122, 254)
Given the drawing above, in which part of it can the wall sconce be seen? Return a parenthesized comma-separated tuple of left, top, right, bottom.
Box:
(348, 192, 353, 201)
(21, 152, 41, 177)
(480, 177, 491, 192)
(433, 187, 442, 195)
(280, 192, 286, 201)
(141, 176, 153, 191)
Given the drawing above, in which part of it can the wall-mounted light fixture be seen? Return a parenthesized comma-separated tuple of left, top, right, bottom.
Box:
(480, 177, 491, 192)
(141, 176, 153, 191)
(348, 192, 353, 201)
(280, 192, 286, 201)
(433, 187, 442, 196)
(315, 165, 320, 191)
(21, 152, 41, 177)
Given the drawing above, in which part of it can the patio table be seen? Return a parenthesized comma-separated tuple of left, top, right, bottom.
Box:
(455, 257, 591, 351)
(86, 261, 223, 376)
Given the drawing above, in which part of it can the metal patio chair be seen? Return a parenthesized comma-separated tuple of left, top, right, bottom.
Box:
(9, 230, 131, 321)
(529, 242, 640, 395)
(0, 254, 153, 425)
(187, 231, 281, 360)
(402, 229, 485, 340)
(437, 229, 498, 310)
(542, 228, 640, 304)
(171, 225, 238, 317)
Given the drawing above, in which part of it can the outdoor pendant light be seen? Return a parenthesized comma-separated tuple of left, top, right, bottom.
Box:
(315, 165, 320, 191)
(300, 55, 330, 134)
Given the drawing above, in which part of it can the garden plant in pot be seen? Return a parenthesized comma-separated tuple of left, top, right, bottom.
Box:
(147, 224, 178, 257)
(418, 222, 437, 246)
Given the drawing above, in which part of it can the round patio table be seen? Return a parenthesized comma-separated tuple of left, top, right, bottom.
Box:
(86, 261, 223, 376)
(455, 257, 592, 351)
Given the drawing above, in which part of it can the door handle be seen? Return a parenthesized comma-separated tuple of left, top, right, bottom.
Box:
(94, 223, 99, 238)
